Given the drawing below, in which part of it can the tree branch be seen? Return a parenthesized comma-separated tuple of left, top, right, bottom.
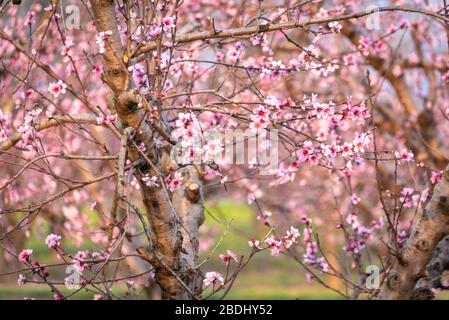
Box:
(379, 167, 449, 299)
(133, 6, 449, 59)
(0, 114, 100, 151)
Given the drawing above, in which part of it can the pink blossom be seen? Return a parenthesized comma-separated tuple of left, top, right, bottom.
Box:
(352, 133, 370, 153)
(18, 249, 32, 263)
(400, 188, 415, 208)
(106, 114, 117, 124)
(310, 101, 335, 120)
(227, 47, 240, 63)
(92, 64, 102, 74)
(24, 10, 36, 26)
(219, 250, 238, 265)
(300, 213, 312, 225)
(282, 226, 300, 249)
(61, 37, 74, 57)
(215, 52, 224, 61)
(17, 274, 26, 286)
(397, 230, 408, 243)
(248, 238, 261, 249)
(162, 16, 176, 29)
(142, 175, 159, 188)
(328, 22, 342, 33)
(165, 172, 183, 192)
(322, 142, 340, 160)
(48, 80, 67, 98)
(126, 280, 135, 288)
(256, 210, 272, 225)
(265, 236, 283, 256)
(96, 30, 113, 54)
(350, 194, 361, 205)
(130, 63, 149, 94)
(395, 150, 414, 162)
(442, 71, 449, 83)
(96, 114, 105, 125)
(358, 36, 372, 56)
(88, 201, 97, 210)
(203, 271, 224, 287)
(73, 250, 89, 271)
(45, 233, 62, 249)
(431, 171, 443, 184)
(341, 142, 354, 158)
(53, 293, 63, 300)
(260, 59, 288, 80)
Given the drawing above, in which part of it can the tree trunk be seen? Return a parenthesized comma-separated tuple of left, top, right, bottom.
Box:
(90, 0, 204, 299)
(379, 166, 449, 299)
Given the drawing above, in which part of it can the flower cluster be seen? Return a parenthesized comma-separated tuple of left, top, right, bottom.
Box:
(165, 171, 183, 192)
(358, 37, 372, 56)
(260, 58, 288, 80)
(48, 80, 67, 98)
(17, 274, 26, 286)
(96, 30, 113, 54)
(219, 250, 238, 265)
(250, 105, 270, 129)
(265, 226, 300, 256)
(395, 150, 414, 163)
(0, 110, 9, 142)
(248, 238, 261, 249)
(73, 250, 90, 272)
(45, 233, 62, 249)
(96, 114, 117, 125)
(142, 175, 159, 188)
(256, 210, 272, 225)
(431, 171, 443, 184)
(18, 249, 33, 263)
(328, 22, 342, 33)
(130, 63, 150, 95)
(18, 108, 44, 147)
(301, 215, 329, 272)
(171, 112, 223, 165)
(341, 211, 375, 255)
(282, 226, 300, 249)
(24, 10, 36, 26)
(399, 187, 428, 208)
(203, 271, 224, 287)
(61, 37, 74, 57)
(265, 236, 284, 256)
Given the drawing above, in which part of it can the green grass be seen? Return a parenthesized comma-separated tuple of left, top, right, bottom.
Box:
(199, 201, 343, 299)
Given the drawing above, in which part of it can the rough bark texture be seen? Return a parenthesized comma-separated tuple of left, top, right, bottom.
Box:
(90, 0, 204, 299)
(171, 166, 205, 295)
(426, 235, 449, 290)
(379, 166, 449, 299)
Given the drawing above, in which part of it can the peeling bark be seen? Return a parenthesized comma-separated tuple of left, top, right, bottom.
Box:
(426, 235, 449, 290)
(171, 166, 205, 296)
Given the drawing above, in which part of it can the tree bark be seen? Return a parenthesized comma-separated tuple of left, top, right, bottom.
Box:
(425, 235, 449, 291)
(90, 0, 204, 299)
(379, 166, 449, 299)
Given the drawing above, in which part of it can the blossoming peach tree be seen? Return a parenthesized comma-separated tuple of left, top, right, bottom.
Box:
(0, 0, 448, 300)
